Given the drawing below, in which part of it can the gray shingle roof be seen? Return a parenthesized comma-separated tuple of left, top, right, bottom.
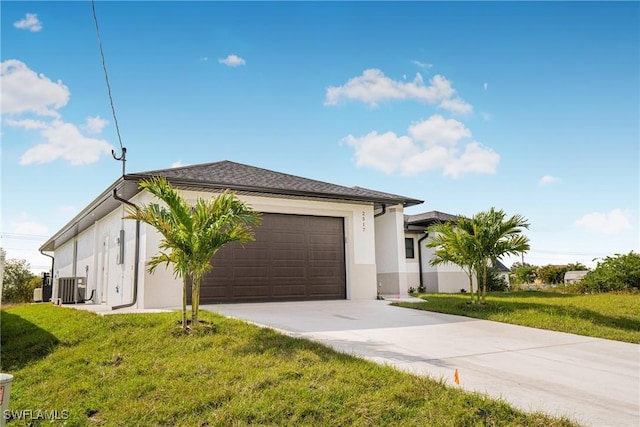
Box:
(130, 160, 422, 206)
(405, 210, 458, 226)
(40, 160, 423, 252)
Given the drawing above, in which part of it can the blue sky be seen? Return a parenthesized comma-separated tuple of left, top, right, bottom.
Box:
(1, 1, 638, 272)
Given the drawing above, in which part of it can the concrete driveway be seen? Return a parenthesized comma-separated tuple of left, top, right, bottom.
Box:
(202, 299, 639, 427)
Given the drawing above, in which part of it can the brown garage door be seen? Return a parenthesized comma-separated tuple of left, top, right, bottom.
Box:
(191, 213, 346, 304)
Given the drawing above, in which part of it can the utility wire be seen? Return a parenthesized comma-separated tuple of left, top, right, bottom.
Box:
(91, 0, 127, 176)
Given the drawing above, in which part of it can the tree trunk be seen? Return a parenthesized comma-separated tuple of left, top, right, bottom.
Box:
(481, 266, 488, 303)
(191, 275, 200, 326)
(467, 273, 475, 303)
(182, 276, 188, 330)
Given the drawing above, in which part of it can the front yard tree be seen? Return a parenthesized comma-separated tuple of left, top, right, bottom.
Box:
(427, 218, 480, 302)
(471, 208, 530, 302)
(427, 208, 530, 303)
(126, 177, 261, 330)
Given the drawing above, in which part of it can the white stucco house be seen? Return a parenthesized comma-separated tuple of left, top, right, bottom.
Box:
(40, 161, 477, 309)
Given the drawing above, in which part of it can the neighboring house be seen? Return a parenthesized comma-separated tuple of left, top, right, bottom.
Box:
(403, 212, 512, 293)
(564, 270, 588, 284)
(40, 161, 423, 309)
(493, 260, 511, 287)
(403, 211, 474, 293)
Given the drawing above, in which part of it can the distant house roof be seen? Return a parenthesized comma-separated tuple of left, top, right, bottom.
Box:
(404, 210, 458, 229)
(41, 160, 422, 252)
(493, 260, 510, 272)
(564, 270, 589, 283)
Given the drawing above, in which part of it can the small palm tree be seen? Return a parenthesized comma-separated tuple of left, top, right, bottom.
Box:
(427, 208, 530, 303)
(125, 177, 261, 330)
(427, 219, 480, 302)
(470, 208, 529, 302)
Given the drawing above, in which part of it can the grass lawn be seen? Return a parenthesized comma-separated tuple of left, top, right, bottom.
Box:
(394, 291, 640, 344)
(0, 305, 578, 427)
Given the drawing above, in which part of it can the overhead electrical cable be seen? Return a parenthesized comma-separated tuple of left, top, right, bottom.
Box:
(91, 0, 127, 176)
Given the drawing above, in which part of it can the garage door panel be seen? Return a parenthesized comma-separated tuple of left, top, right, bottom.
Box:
(271, 233, 306, 244)
(193, 213, 346, 304)
(271, 250, 306, 261)
(233, 266, 269, 278)
(271, 285, 307, 296)
(232, 285, 270, 296)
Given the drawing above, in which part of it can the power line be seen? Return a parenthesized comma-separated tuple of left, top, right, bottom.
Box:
(91, 0, 127, 176)
(1, 233, 48, 241)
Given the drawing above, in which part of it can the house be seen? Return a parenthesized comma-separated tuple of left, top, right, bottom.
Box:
(493, 260, 511, 287)
(564, 270, 588, 284)
(403, 211, 474, 293)
(40, 160, 431, 309)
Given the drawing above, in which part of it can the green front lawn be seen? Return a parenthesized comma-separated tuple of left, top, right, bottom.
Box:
(1, 304, 577, 426)
(394, 292, 640, 343)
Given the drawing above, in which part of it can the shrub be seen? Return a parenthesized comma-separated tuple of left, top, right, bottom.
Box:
(486, 267, 509, 291)
(2, 259, 37, 303)
(537, 264, 568, 285)
(510, 263, 537, 285)
(577, 252, 640, 293)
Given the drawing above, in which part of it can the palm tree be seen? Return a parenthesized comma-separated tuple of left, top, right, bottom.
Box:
(426, 208, 530, 304)
(125, 177, 261, 330)
(470, 208, 529, 302)
(427, 219, 480, 302)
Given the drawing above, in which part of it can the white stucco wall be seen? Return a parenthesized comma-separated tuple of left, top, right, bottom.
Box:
(51, 202, 141, 307)
(404, 233, 421, 291)
(406, 232, 475, 293)
(51, 188, 390, 308)
(374, 205, 408, 296)
(131, 190, 379, 308)
(75, 227, 95, 301)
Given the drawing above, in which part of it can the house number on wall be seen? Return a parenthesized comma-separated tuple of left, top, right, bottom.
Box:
(362, 211, 366, 232)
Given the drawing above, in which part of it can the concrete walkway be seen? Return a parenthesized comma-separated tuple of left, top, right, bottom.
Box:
(202, 299, 640, 427)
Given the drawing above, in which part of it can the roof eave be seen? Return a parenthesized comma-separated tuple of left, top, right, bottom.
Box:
(39, 176, 139, 252)
(128, 173, 424, 208)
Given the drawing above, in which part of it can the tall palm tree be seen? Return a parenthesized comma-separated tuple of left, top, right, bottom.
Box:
(125, 177, 261, 330)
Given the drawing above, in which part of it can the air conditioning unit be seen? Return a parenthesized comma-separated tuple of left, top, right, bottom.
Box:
(33, 288, 43, 303)
(57, 277, 86, 304)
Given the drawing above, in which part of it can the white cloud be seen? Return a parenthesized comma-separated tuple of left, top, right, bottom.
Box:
(343, 131, 415, 174)
(84, 116, 108, 134)
(408, 114, 471, 146)
(575, 209, 633, 234)
(484, 82, 488, 91)
(200, 56, 209, 62)
(171, 161, 187, 168)
(1, 60, 69, 117)
(218, 54, 246, 67)
(2, 60, 113, 166)
(481, 112, 492, 121)
(442, 141, 500, 178)
(438, 97, 473, 115)
(4, 118, 47, 130)
(14, 13, 42, 32)
(19, 120, 112, 166)
(10, 216, 49, 236)
(344, 114, 499, 178)
(411, 60, 432, 69)
(325, 69, 472, 114)
(539, 175, 560, 186)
